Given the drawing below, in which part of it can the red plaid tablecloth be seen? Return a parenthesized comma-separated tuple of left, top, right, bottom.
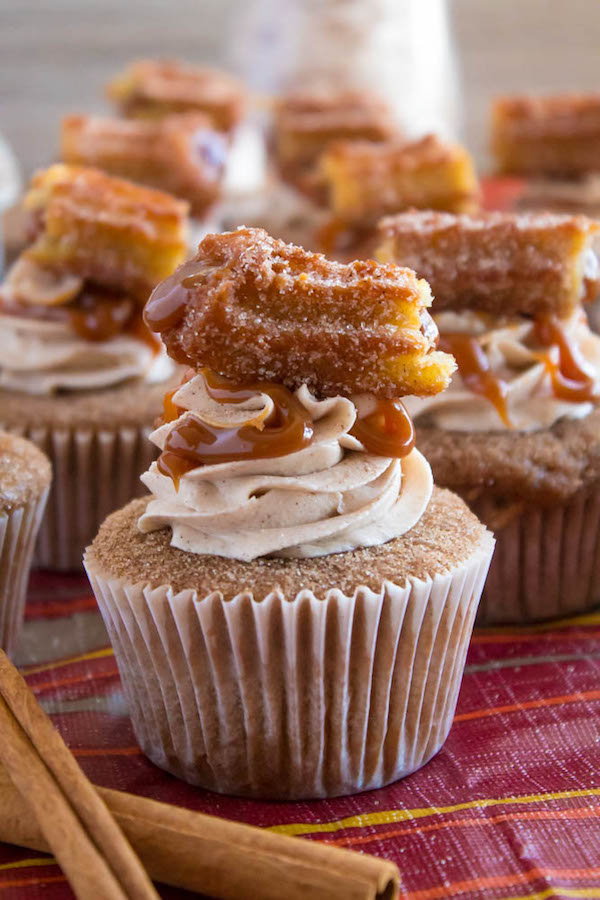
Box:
(1, 570, 599, 900)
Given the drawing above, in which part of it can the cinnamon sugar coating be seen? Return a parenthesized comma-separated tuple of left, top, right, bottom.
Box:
(0, 431, 51, 514)
(377, 210, 600, 317)
(85, 488, 489, 597)
(416, 406, 600, 507)
(492, 94, 600, 176)
(61, 114, 227, 216)
(321, 136, 479, 226)
(273, 88, 399, 195)
(146, 227, 455, 398)
(23, 165, 189, 302)
(106, 59, 246, 133)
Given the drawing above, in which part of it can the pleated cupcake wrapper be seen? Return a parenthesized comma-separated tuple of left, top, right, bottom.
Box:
(5, 424, 156, 571)
(85, 533, 494, 800)
(0, 487, 49, 657)
(474, 486, 600, 625)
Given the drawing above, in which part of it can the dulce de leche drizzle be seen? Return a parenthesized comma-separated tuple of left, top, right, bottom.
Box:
(157, 370, 315, 487)
(143, 260, 203, 333)
(533, 315, 598, 402)
(157, 369, 417, 488)
(438, 333, 511, 427)
(70, 288, 160, 350)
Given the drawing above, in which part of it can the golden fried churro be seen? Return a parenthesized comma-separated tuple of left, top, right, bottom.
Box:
(492, 94, 600, 177)
(376, 210, 600, 317)
(106, 59, 246, 133)
(145, 227, 455, 398)
(273, 88, 398, 194)
(61, 114, 227, 216)
(24, 165, 189, 301)
(321, 135, 479, 227)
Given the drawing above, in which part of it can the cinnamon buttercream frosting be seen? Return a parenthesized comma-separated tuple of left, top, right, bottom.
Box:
(138, 372, 433, 561)
(404, 309, 600, 431)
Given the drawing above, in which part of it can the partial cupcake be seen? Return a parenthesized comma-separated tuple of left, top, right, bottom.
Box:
(0, 164, 189, 569)
(0, 432, 51, 657)
(378, 209, 600, 624)
(491, 93, 600, 216)
(85, 227, 494, 800)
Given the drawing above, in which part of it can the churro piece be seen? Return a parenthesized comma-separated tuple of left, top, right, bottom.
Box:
(145, 227, 455, 398)
(61, 114, 227, 216)
(376, 210, 600, 317)
(106, 59, 246, 132)
(23, 164, 189, 301)
(321, 135, 479, 227)
(273, 88, 398, 193)
(492, 94, 600, 177)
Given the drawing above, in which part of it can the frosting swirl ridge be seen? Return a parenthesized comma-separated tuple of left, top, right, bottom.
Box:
(138, 373, 433, 561)
(404, 309, 600, 432)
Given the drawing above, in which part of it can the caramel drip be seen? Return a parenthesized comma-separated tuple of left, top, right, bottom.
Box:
(157, 370, 417, 488)
(157, 370, 314, 488)
(533, 315, 597, 402)
(70, 288, 160, 351)
(439, 333, 511, 427)
(350, 399, 415, 457)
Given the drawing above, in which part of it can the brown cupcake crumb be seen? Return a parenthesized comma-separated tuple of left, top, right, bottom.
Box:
(417, 407, 600, 506)
(85, 488, 489, 598)
(0, 376, 175, 430)
(0, 431, 51, 513)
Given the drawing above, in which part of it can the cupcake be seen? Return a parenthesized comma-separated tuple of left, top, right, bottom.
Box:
(377, 209, 600, 624)
(85, 227, 494, 799)
(0, 164, 188, 569)
(0, 432, 51, 656)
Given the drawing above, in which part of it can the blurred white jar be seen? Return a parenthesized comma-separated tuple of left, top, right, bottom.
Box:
(230, 0, 461, 140)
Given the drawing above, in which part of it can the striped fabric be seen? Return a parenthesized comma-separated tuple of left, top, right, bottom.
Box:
(0, 570, 599, 899)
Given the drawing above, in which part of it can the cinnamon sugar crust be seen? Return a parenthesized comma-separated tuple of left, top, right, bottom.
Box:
(0, 431, 51, 513)
(492, 94, 600, 177)
(377, 210, 599, 317)
(0, 376, 175, 431)
(24, 165, 189, 302)
(148, 227, 455, 398)
(273, 88, 398, 191)
(85, 488, 489, 597)
(106, 59, 246, 133)
(321, 136, 479, 226)
(61, 114, 227, 217)
(416, 406, 600, 507)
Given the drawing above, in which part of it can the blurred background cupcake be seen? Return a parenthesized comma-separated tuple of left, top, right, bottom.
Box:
(0, 164, 188, 569)
(0, 431, 50, 656)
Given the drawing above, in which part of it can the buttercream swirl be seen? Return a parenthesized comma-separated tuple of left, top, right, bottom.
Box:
(0, 313, 170, 394)
(404, 309, 600, 432)
(138, 373, 433, 561)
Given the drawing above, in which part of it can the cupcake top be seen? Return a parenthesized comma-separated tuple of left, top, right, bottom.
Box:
(0, 164, 188, 396)
(377, 210, 600, 432)
(138, 226, 455, 561)
(0, 432, 51, 514)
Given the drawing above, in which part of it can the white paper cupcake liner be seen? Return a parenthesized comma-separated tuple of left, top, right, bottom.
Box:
(85, 533, 493, 799)
(0, 487, 49, 657)
(6, 424, 156, 571)
(474, 486, 600, 625)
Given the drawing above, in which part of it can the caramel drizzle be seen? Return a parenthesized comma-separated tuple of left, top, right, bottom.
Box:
(70, 288, 160, 350)
(157, 369, 416, 488)
(533, 315, 598, 402)
(438, 333, 511, 427)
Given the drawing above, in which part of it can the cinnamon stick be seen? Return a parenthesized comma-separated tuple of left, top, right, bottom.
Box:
(0, 758, 400, 900)
(0, 650, 158, 899)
